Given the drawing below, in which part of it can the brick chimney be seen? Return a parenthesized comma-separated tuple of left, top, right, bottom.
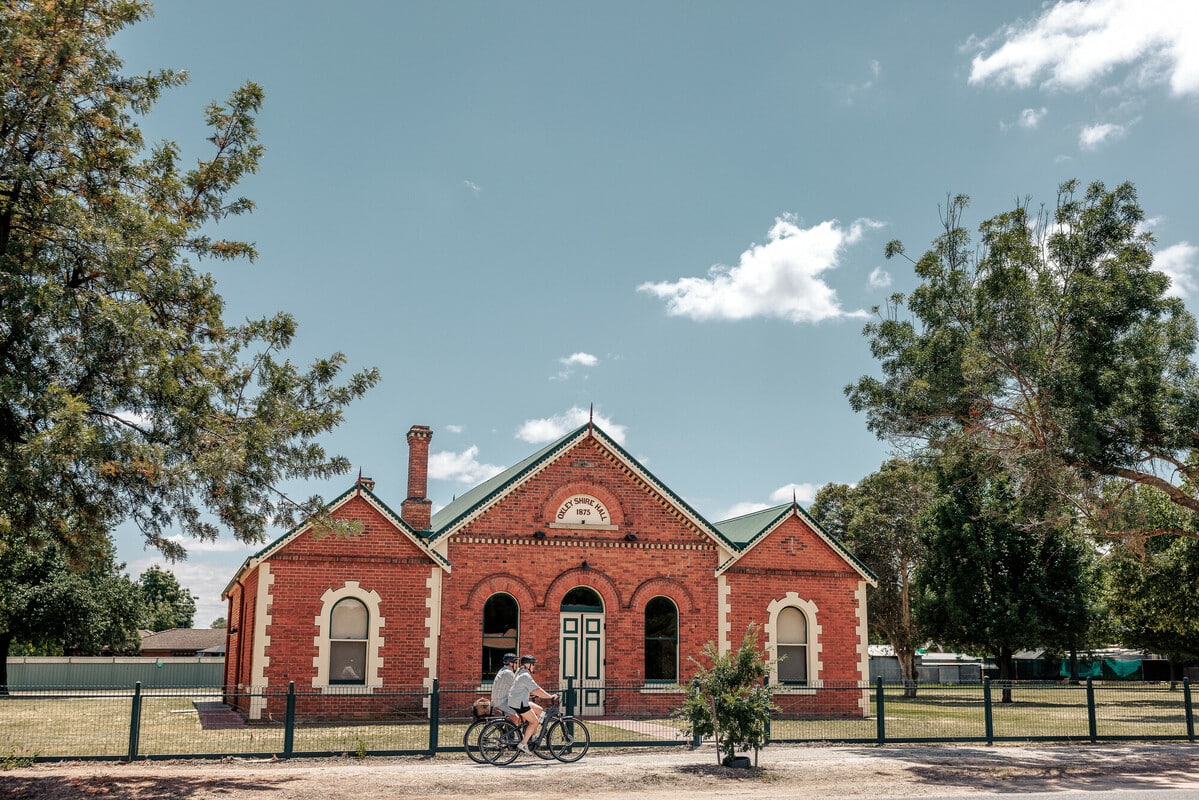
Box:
(401, 425, 433, 529)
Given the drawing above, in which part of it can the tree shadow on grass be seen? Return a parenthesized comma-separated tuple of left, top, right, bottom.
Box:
(0, 773, 298, 799)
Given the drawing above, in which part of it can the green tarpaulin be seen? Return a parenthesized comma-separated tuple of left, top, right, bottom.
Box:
(1060, 659, 1142, 679)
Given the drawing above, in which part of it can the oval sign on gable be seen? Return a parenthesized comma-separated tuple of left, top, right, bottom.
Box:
(554, 494, 611, 525)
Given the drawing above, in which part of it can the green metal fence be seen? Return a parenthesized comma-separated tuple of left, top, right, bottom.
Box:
(0, 677, 1193, 762)
(5, 657, 224, 689)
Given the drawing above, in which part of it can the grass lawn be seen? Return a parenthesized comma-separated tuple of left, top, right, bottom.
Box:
(1, 683, 1192, 760)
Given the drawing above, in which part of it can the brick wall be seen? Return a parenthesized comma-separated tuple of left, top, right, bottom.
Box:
(253, 494, 437, 717)
(230, 435, 868, 720)
(437, 438, 720, 689)
(723, 514, 867, 716)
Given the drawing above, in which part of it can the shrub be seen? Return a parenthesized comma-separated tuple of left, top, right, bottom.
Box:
(674, 624, 778, 765)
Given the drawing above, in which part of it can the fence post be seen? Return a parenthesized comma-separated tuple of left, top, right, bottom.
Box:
(1086, 677, 1097, 744)
(983, 676, 994, 745)
(689, 677, 701, 748)
(126, 681, 143, 762)
(1184, 677, 1194, 743)
(283, 681, 296, 758)
(763, 675, 771, 745)
(565, 677, 578, 741)
(875, 677, 885, 746)
(428, 679, 440, 754)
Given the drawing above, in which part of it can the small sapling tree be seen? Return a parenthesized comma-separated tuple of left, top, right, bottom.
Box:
(675, 624, 777, 766)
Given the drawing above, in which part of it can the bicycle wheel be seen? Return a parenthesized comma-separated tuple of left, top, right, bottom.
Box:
(545, 718, 590, 762)
(479, 719, 519, 766)
(532, 731, 556, 760)
(462, 718, 489, 764)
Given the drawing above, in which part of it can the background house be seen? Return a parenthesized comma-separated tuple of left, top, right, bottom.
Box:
(139, 628, 227, 658)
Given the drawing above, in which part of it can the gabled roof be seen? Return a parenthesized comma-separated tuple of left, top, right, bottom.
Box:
(221, 482, 449, 598)
(428, 422, 738, 553)
(140, 627, 226, 653)
(221, 423, 875, 594)
(713, 502, 877, 585)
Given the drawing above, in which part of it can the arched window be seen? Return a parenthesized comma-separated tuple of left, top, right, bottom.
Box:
(482, 593, 519, 680)
(330, 598, 368, 685)
(560, 586, 603, 611)
(644, 597, 678, 682)
(776, 606, 808, 684)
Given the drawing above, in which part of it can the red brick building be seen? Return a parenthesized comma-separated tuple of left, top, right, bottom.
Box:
(222, 422, 875, 720)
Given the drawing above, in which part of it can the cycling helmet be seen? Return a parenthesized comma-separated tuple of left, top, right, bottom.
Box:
(520, 654, 538, 665)
(502, 653, 518, 664)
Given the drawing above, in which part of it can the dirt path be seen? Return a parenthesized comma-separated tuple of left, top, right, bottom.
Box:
(3, 742, 1198, 799)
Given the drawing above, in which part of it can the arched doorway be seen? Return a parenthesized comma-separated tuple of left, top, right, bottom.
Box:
(560, 586, 605, 716)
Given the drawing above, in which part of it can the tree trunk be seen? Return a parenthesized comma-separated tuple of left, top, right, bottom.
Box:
(708, 697, 722, 765)
(1169, 656, 1179, 691)
(897, 647, 919, 698)
(998, 648, 1015, 704)
(1068, 649, 1080, 685)
(0, 632, 11, 696)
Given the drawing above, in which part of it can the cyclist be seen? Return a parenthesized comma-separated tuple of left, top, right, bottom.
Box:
(508, 654, 557, 754)
(490, 653, 520, 725)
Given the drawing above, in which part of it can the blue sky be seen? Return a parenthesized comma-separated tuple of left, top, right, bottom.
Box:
(110, 1, 1199, 626)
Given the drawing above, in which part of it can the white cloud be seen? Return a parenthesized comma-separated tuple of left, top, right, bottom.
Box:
(722, 501, 772, 519)
(428, 446, 505, 484)
(561, 352, 598, 368)
(769, 483, 821, 505)
(719, 483, 821, 521)
(868, 266, 892, 289)
(1020, 106, 1048, 128)
(516, 406, 627, 445)
(1001, 106, 1049, 130)
(158, 535, 259, 555)
(552, 352, 600, 381)
(1156, 241, 1199, 298)
(637, 216, 880, 324)
(969, 0, 1199, 97)
(1079, 121, 1127, 149)
(445, 424, 465, 434)
(463, 179, 482, 195)
(128, 556, 236, 629)
(844, 59, 882, 103)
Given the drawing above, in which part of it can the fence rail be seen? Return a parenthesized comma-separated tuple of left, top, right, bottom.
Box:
(0, 677, 1193, 762)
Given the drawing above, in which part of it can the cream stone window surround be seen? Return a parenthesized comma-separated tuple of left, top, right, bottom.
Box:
(313, 581, 385, 694)
(765, 593, 823, 693)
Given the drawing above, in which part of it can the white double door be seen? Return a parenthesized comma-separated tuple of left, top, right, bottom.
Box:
(559, 611, 605, 716)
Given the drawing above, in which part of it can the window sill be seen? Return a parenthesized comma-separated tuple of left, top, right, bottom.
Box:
(770, 682, 823, 695)
(638, 684, 686, 694)
(315, 683, 377, 695)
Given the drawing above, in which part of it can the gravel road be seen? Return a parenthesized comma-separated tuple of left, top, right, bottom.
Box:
(2, 741, 1198, 799)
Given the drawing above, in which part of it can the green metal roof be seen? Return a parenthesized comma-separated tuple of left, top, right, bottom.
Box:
(713, 501, 877, 583)
(712, 503, 792, 545)
(428, 427, 585, 537)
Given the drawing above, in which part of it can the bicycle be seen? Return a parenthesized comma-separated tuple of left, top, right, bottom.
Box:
(478, 696, 590, 765)
(463, 708, 501, 764)
(463, 696, 529, 764)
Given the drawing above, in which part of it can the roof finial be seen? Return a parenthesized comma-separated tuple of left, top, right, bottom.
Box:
(589, 403, 594, 434)
(792, 487, 798, 509)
